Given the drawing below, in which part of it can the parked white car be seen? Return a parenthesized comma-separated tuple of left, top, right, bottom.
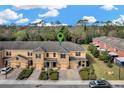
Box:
(0, 66, 13, 75)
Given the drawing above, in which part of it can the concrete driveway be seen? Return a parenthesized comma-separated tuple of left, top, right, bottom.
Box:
(0, 68, 22, 80)
(7, 68, 22, 80)
(28, 69, 41, 80)
(59, 69, 80, 80)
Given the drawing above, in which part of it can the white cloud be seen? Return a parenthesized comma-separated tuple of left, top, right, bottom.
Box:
(32, 19, 42, 23)
(112, 15, 124, 25)
(100, 5, 118, 11)
(46, 23, 51, 26)
(18, 13, 23, 19)
(0, 9, 21, 20)
(83, 16, 97, 23)
(0, 19, 7, 25)
(0, 9, 23, 25)
(14, 5, 67, 10)
(39, 9, 59, 17)
(14, 5, 67, 18)
(16, 18, 29, 24)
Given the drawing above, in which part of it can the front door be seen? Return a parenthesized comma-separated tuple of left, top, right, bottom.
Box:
(44, 62, 50, 68)
(53, 62, 57, 68)
(28, 60, 33, 66)
(78, 61, 81, 66)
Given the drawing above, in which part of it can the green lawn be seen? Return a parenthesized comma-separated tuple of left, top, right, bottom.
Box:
(83, 44, 124, 80)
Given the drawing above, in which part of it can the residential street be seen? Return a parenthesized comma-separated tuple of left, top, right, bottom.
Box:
(0, 80, 124, 88)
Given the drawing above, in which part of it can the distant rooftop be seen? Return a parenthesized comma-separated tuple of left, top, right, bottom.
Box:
(0, 41, 85, 53)
(94, 36, 124, 50)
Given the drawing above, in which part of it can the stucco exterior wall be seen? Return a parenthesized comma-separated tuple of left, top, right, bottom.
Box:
(69, 51, 86, 58)
(0, 48, 87, 70)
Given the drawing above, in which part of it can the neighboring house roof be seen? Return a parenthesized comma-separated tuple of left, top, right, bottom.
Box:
(7, 55, 29, 61)
(0, 41, 85, 53)
(115, 57, 124, 62)
(94, 36, 124, 50)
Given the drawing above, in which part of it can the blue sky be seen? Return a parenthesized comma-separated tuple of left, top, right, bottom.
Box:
(0, 5, 124, 25)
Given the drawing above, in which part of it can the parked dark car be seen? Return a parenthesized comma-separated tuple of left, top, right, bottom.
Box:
(89, 80, 112, 88)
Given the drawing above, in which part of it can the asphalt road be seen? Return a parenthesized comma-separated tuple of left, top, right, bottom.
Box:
(0, 84, 89, 88)
(0, 84, 124, 88)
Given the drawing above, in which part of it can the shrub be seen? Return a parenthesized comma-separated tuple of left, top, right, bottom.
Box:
(17, 68, 34, 80)
(49, 70, 59, 80)
(39, 71, 48, 80)
(79, 70, 89, 80)
(107, 62, 113, 68)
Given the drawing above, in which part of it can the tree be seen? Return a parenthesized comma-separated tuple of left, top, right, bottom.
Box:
(14, 30, 28, 41)
(100, 51, 111, 63)
(88, 44, 100, 58)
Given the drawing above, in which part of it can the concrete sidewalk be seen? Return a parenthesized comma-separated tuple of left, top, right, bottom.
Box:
(0, 80, 124, 85)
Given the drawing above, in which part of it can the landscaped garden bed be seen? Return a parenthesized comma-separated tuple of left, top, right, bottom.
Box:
(39, 69, 59, 80)
(79, 67, 97, 80)
(38, 71, 48, 80)
(49, 69, 59, 80)
(17, 68, 34, 80)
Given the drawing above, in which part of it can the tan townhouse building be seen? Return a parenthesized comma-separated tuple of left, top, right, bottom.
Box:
(0, 41, 87, 70)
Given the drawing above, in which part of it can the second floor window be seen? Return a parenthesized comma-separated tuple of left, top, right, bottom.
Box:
(28, 52, 32, 56)
(35, 54, 41, 58)
(6, 51, 11, 56)
(46, 53, 49, 57)
(60, 54, 66, 58)
(76, 52, 81, 56)
(53, 53, 56, 57)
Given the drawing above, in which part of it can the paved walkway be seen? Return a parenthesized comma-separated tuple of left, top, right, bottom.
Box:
(59, 69, 80, 80)
(28, 69, 41, 80)
(59, 70, 67, 80)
